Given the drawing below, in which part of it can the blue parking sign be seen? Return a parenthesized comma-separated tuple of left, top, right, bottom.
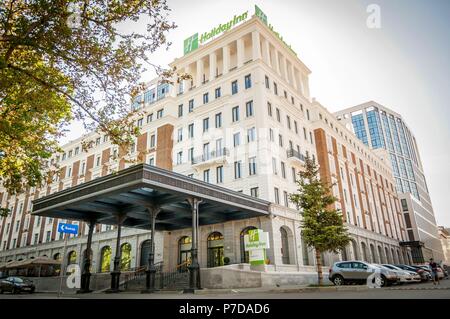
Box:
(57, 222, 79, 235)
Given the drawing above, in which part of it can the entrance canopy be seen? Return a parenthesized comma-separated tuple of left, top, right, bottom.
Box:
(32, 164, 271, 231)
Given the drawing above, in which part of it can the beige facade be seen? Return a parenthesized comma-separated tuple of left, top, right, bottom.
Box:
(0, 15, 412, 277)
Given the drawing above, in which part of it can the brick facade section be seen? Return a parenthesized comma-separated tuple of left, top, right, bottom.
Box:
(156, 124, 174, 170)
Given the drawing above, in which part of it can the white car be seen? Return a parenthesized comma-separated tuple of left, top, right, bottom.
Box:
(381, 264, 421, 283)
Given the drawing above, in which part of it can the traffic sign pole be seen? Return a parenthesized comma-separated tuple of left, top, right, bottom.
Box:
(58, 235, 68, 298)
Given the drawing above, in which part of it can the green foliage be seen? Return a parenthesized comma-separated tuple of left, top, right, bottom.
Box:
(290, 154, 351, 284)
(0, 0, 177, 195)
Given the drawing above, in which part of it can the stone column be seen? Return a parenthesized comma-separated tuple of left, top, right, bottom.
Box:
(252, 31, 261, 61)
(196, 58, 204, 87)
(185, 197, 202, 293)
(77, 219, 96, 294)
(262, 38, 271, 67)
(236, 37, 245, 68)
(223, 45, 230, 75)
(273, 49, 281, 75)
(209, 51, 217, 81)
(142, 204, 160, 293)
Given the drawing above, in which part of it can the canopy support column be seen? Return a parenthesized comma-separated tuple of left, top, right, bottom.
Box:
(107, 214, 126, 293)
(142, 204, 161, 293)
(184, 197, 202, 293)
(77, 219, 96, 293)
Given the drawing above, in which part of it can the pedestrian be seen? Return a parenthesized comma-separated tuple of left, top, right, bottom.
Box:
(429, 258, 440, 285)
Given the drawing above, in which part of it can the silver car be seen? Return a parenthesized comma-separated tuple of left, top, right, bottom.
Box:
(381, 264, 421, 283)
(329, 261, 398, 287)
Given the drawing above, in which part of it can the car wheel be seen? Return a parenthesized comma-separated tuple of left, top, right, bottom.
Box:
(333, 275, 345, 286)
(0, 289, 3, 294)
(378, 275, 387, 287)
(12, 287, 18, 294)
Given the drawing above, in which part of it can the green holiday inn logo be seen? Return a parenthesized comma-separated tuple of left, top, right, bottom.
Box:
(183, 10, 248, 55)
(184, 33, 199, 55)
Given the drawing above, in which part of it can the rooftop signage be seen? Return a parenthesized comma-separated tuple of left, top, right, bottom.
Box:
(183, 5, 296, 57)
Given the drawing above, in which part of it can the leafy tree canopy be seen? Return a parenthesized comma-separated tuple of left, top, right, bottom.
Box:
(0, 0, 180, 198)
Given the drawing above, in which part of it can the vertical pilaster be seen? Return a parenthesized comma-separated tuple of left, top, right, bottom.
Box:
(236, 37, 245, 68)
(252, 31, 261, 61)
(209, 51, 217, 81)
(196, 58, 204, 87)
(262, 38, 271, 67)
(222, 45, 230, 75)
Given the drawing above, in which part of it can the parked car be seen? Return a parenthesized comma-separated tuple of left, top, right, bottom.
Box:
(0, 277, 35, 294)
(381, 264, 421, 283)
(329, 261, 398, 287)
(417, 265, 445, 280)
(395, 264, 430, 281)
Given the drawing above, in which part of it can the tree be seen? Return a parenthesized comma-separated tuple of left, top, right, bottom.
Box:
(290, 154, 351, 285)
(0, 0, 185, 203)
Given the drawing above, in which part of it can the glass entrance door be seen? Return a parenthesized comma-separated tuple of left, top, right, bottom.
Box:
(207, 246, 224, 268)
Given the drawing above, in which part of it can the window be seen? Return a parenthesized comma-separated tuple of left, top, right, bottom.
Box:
(188, 99, 194, 112)
(203, 143, 210, 160)
(95, 137, 101, 146)
(276, 108, 281, 122)
(286, 116, 291, 129)
(137, 118, 143, 127)
(177, 128, 183, 142)
(215, 113, 222, 128)
(46, 231, 51, 242)
(246, 100, 254, 117)
(157, 109, 163, 119)
(215, 139, 223, 155)
(74, 147, 79, 155)
(215, 87, 221, 99)
(216, 166, 223, 183)
(272, 157, 278, 175)
(273, 82, 278, 95)
(401, 199, 408, 212)
(96, 156, 101, 167)
(234, 161, 242, 179)
(265, 75, 270, 89)
(294, 121, 298, 134)
(203, 117, 209, 133)
(188, 147, 194, 162)
(250, 187, 259, 198)
(278, 134, 284, 147)
(249, 157, 257, 175)
(281, 162, 286, 178)
(188, 123, 194, 138)
(232, 106, 240, 122)
(67, 167, 72, 178)
(292, 167, 297, 182)
(291, 96, 295, 105)
(147, 113, 153, 123)
(310, 132, 314, 144)
(303, 127, 307, 140)
(306, 109, 310, 120)
(203, 169, 210, 183)
(149, 157, 155, 166)
(231, 80, 238, 94)
(33, 234, 38, 245)
(284, 90, 288, 99)
(178, 104, 183, 117)
(247, 127, 256, 142)
(203, 92, 209, 104)
(233, 132, 241, 147)
(62, 153, 66, 161)
(274, 187, 280, 204)
(267, 102, 272, 117)
(176, 151, 183, 165)
(150, 134, 156, 148)
(244, 74, 252, 89)
(269, 128, 274, 142)
(283, 191, 289, 207)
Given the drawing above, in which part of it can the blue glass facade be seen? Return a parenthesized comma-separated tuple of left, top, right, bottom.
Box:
(351, 113, 369, 146)
(349, 107, 420, 201)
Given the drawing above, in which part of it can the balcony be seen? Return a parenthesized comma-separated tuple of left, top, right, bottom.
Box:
(191, 148, 229, 168)
(287, 149, 306, 163)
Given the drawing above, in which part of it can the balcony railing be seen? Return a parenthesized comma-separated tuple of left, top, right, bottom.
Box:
(287, 149, 306, 162)
(192, 148, 229, 165)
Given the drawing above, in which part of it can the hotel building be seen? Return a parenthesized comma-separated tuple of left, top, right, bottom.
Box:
(0, 11, 413, 289)
(335, 102, 444, 263)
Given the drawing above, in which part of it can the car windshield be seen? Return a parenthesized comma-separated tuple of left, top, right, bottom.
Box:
(382, 264, 395, 270)
(13, 277, 24, 283)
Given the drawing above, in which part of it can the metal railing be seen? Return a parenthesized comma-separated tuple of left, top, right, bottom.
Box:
(192, 148, 229, 165)
(287, 149, 306, 162)
(158, 261, 189, 290)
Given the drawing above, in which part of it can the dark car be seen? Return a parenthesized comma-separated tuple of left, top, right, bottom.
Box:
(0, 277, 35, 294)
(395, 264, 430, 281)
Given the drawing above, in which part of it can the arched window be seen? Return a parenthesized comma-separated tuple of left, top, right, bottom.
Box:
(391, 248, 396, 264)
(361, 242, 368, 262)
(240, 226, 257, 263)
(396, 249, 401, 264)
(140, 240, 152, 267)
(67, 251, 77, 265)
(341, 246, 348, 261)
(370, 244, 376, 263)
(120, 243, 132, 271)
(178, 236, 192, 268)
(280, 227, 290, 264)
(53, 253, 61, 261)
(99, 246, 112, 272)
(351, 240, 359, 260)
(385, 247, 391, 263)
(207, 232, 224, 268)
(377, 246, 384, 263)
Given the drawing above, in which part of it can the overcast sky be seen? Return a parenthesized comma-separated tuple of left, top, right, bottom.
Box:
(61, 0, 450, 226)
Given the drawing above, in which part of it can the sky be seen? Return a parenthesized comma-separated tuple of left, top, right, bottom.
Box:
(60, 0, 450, 226)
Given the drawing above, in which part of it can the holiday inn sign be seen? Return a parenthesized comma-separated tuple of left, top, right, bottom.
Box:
(183, 5, 296, 56)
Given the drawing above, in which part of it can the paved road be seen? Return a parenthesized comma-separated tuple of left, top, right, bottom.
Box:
(1, 279, 449, 299)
